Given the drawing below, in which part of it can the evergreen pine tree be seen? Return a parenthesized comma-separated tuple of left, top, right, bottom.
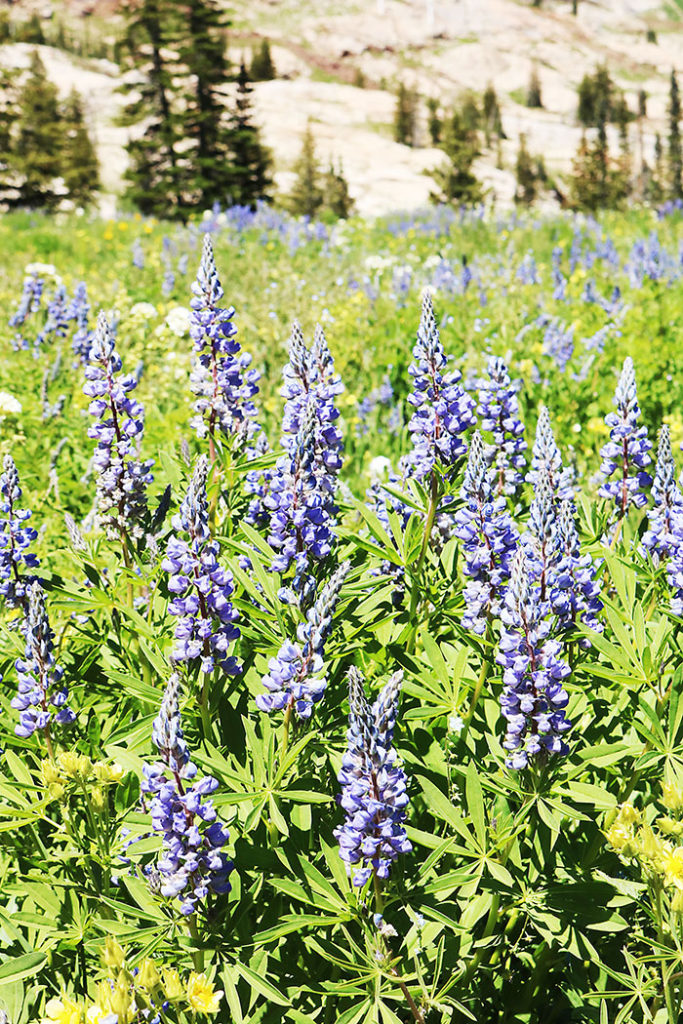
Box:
(287, 124, 324, 217)
(0, 68, 18, 203)
(394, 82, 418, 146)
(322, 159, 354, 219)
(482, 83, 505, 146)
(119, 0, 182, 216)
(668, 69, 682, 199)
(429, 110, 483, 206)
(526, 65, 542, 109)
(426, 96, 442, 146)
(227, 61, 272, 206)
(515, 134, 537, 205)
(569, 100, 629, 211)
(10, 51, 63, 209)
(250, 39, 276, 81)
(60, 88, 100, 206)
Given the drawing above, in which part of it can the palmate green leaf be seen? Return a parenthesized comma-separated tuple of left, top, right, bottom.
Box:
(0, 951, 47, 984)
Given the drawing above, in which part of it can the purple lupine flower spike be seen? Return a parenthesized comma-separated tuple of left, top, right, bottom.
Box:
(406, 292, 476, 480)
(497, 548, 572, 770)
(161, 455, 240, 676)
(67, 282, 94, 364)
(477, 356, 526, 496)
(83, 311, 154, 540)
(524, 465, 560, 603)
(334, 667, 411, 887)
(598, 357, 652, 517)
(257, 561, 349, 718)
(551, 500, 603, 642)
(453, 432, 518, 634)
(141, 673, 232, 914)
(189, 234, 260, 446)
(0, 455, 40, 609)
(642, 425, 683, 560)
(11, 581, 75, 739)
(527, 405, 574, 502)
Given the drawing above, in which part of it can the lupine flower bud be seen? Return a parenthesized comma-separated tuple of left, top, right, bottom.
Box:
(0, 455, 40, 608)
(497, 549, 572, 770)
(642, 425, 683, 560)
(141, 674, 232, 915)
(334, 668, 411, 886)
(257, 561, 349, 718)
(598, 357, 652, 516)
(161, 456, 240, 676)
(477, 356, 526, 495)
(83, 311, 154, 540)
(453, 432, 518, 634)
(189, 235, 260, 443)
(527, 405, 574, 502)
(406, 292, 475, 479)
(11, 581, 75, 739)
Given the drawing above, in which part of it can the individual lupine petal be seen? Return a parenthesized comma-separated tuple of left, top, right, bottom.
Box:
(141, 675, 232, 914)
(598, 357, 652, 516)
(189, 234, 261, 443)
(477, 356, 526, 495)
(84, 310, 154, 540)
(256, 561, 350, 718)
(406, 292, 476, 480)
(334, 667, 411, 886)
(551, 500, 603, 642)
(527, 405, 574, 502)
(642, 425, 683, 560)
(453, 431, 518, 634)
(11, 581, 75, 739)
(497, 548, 572, 770)
(0, 455, 40, 609)
(161, 456, 240, 676)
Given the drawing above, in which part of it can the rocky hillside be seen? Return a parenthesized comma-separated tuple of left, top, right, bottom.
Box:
(1, 0, 681, 214)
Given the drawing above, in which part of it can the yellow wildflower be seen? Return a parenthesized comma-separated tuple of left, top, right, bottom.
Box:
(186, 973, 223, 1014)
(663, 781, 683, 813)
(664, 846, 683, 889)
(162, 968, 184, 1001)
(41, 998, 82, 1024)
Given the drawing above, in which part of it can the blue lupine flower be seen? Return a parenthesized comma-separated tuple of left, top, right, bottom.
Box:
(527, 405, 574, 502)
(477, 356, 526, 495)
(406, 292, 475, 480)
(9, 270, 44, 348)
(334, 668, 411, 887)
(67, 282, 94, 364)
(642, 425, 683, 560)
(542, 318, 574, 373)
(598, 357, 652, 516)
(256, 561, 349, 718)
(523, 465, 560, 602)
(131, 239, 145, 269)
(551, 500, 603, 641)
(161, 237, 175, 295)
(551, 247, 566, 301)
(497, 548, 572, 770)
(189, 234, 260, 444)
(453, 432, 518, 634)
(83, 311, 154, 539)
(141, 673, 232, 915)
(161, 455, 240, 676)
(36, 285, 70, 350)
(0, 455, 40, 609)
(11, 581, 75, 739)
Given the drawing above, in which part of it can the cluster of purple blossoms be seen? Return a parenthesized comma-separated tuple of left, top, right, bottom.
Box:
(552, 500, 603, 640)
(497, 549, 572, 770)
(523, 466, 560, 602)
(598, 357, 652, 517)
(36, 285, 70, 350)
(527, 405, 575, 502)
(0, 456, 40, 609)
(189, 235, 260, 445)
(257, 561, 349, 718)
(642, 426, 683, 561)
(477, 356, 526, 495)
(162, 456, 240, 676)
(9, 270, 44, 347)
(334, 668, 412, 887)
(453, 432, 518, 634)
(67, 282, 94, 364)
(11, 582, 75, 739)
(542, 318, 574, 373)
(141, 674, 232, 915)
(406, 292, 475, 480)
(84, 311, 154, 540)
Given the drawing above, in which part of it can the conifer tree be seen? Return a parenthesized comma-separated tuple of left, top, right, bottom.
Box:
(394, 82, 418, 146)
(569, 101, 629, 211)
(515, 134, 537, 205)
(250, 39, 276, 81)
(61, 88, 100, 206)
(10, 51, 62, 209)
(668, 69, 682, 199)
(426, 96, 442, 146)
(429, 110, 483, 206)
(0, 68, 18, 202)
(287, 124, 324, 217)
(482, 83, 505, 146)
(526, 65, 542, 109)
(227, 61, 273, 206)
(322, 159, 354, 219)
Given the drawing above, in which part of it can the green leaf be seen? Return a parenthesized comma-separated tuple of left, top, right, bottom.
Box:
(0, 952, 47, 984)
